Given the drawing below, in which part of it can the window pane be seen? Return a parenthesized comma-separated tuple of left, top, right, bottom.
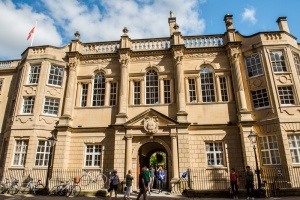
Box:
(270, 51, 287, 72)
(278, 86, 295, 105)
(93, 73, 105, 106)
(48, 65, 64, 86)
(200, 67, 215, 102)
(245, 54, 264, 77)
(85, 144, 102, 167)
(188, 79, 197, 103)
(146, 70, 159, 104)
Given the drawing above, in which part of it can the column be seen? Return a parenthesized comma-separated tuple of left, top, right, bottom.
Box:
(215, 75, 222, 102)
(87, 81, 92, 107)
(118, 58, 129, 114)
(175, 56, 186, 112)
(231, 50, 247, 110)
(75, 82, 81, 107)
(129, 80, 133, 105)
(196, 76, 202, 103)
(171, 135, 179, 178)
(170, 79, 174, 103)
(63, 58, 78, 117)
(104, 80, 110, 106)
(159, 78, 164, 104)
(125, 136, 133, 175)
(140, 79, 145, 105)
(185, 78, 189, 103)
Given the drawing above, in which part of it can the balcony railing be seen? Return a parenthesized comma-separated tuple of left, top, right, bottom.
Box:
(183, 35, 224, 48)
(83, 42, 120, 54)
(0, 61, 12, 68)
(131, 38, 170, 51)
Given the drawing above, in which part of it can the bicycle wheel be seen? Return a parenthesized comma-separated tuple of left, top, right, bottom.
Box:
(0, 183, 6, 194)
(49, 185, 60, 196)
(96, 174, 107, 188)
(66, 185, 72, 197)
(20, 184, 31, 194)
(8, 185, 20, 195)
(72, 185, 81, 197)
(80, 175, 91, 186)
(34, 183, 44, 195)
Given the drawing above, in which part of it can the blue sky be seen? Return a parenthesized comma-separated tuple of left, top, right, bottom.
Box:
(1, 0, 300, 60)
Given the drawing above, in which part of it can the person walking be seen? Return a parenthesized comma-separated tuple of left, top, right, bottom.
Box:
(157, 166, 165, 193)
(245, 166, 254, 200)
(144, 167, 151, 196)
(123, 169, 133, 200)
(230, 168, 239, 199)
(108, 170, 120, 199)
(137, 167, 147, 200)
(149, 165, 155, 194)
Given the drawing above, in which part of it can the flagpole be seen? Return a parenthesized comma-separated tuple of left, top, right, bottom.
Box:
(30, 20, 38, 47)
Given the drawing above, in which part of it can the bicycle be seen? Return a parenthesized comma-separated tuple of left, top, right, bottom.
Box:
(20, 177, 44, 194)
(0, 177, 20, 194)
(80, 169, 107, 187)
(66, 178, 81, 197)
(49, 178, 71, 196)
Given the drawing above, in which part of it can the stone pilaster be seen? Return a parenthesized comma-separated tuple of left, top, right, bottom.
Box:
(114, 129, 126, 177)
(177, 128, 190, 174)
(196, 76, 202, 103)
(125, 135, 132, 175)
(87, 82, 92, 107)
(171, 134, 179, 178)
(215, 74, 222, 102)
(159, 78, 164, 104)
(53, 130, 71, 169)
(239, 126, 257, 167)
(104, 80, 110, 106)
(140, 79, 145, 105)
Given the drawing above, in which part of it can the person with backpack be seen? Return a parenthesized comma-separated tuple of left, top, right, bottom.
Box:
(157, 166, 165, 193)
(108, 170, 120, 198)
(123, 169, 133, 200)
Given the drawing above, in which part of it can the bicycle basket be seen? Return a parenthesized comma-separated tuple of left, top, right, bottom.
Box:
(74, 177, 80, 183)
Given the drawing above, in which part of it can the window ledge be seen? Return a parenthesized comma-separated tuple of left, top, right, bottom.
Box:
(206, 166, 227, 170)
(75, 106, 117, 109)
(24, 84, 38, 86)
(253, 106, 271, 111)
(8, 166, 25, 170)
(247, 74, 265, 79)
(46, 84, 63, 89)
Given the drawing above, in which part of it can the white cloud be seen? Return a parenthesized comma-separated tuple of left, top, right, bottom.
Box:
(0, 0, 62, 60)
(0, 0, 206, 60)
(242, 7, 257, 24)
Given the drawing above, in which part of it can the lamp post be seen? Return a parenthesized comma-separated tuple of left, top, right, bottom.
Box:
(248, 130, 261, 197)
(45, 133, 57, 193)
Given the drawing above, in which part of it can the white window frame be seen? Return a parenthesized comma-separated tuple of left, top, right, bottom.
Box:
(133, 81, 141, 105)
(251, 88, 270, 109)
(164, 79, 171, 104)
(293, 53, 300, 75)
(0, 79, 3, 94)
(84, 144, 102, 167)
(35, 140, 50, 167)
(188, 78, 197, 103)
(48, 65, 64, 86)
(22, 96, 35, 114)
(200, 67, 216, 102)
(288, 134, 300, 164)
(245, 53, 264, 78)
(12, 140, 28, 166)
(277, 86, 295, 105)
(28, 64, 41, 84)
(219, 77, 229, 102)
(80, 83, 88, 107)
(259, 135, 281, 165)
(205, 142, 224, 166)
(110, 82, 117, 106)
(43, 97, 60, 116)
(270, 51, 288, 72)
(92, 72, 106, 106)
(145, 70, 159, 104)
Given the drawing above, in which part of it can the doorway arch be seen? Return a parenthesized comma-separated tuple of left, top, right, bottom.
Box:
(132, 138, 172, 190)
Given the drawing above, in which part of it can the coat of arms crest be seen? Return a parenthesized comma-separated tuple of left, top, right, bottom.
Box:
(143, 116, 159, 134)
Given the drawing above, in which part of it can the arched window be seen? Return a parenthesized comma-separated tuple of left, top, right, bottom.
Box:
(200, 67, 215, 102)
(146, 70, 159, 104)
(92, 72, 106, 106)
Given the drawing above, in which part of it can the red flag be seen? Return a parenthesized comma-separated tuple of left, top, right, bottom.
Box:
(27, 27, 35, 40)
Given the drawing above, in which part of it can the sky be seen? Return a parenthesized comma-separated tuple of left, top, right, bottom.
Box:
(1, 0, 300, 61)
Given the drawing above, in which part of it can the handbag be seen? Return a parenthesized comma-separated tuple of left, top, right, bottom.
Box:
(124, 186, 127, 191)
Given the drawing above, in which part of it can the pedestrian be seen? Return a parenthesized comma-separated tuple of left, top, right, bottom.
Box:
(230, 168, 239, 199)
(245, 166, 254, 200)
(137, 167, 147, 200)
(149, 165, 155, 194)
(108, 169, 120, 199)
(157, 166, 165, 193)
(144, 166, 151, 195)
(123, 169, 133, 200)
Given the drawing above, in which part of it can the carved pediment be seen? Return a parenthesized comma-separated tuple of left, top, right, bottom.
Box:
(124, 108, 179, 130)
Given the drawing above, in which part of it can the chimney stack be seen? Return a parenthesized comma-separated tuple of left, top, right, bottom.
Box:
(276, 17, 290, 33)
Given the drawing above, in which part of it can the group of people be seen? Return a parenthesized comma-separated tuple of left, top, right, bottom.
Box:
(230, 166, 255, 200)
(107, 166, 166, 200)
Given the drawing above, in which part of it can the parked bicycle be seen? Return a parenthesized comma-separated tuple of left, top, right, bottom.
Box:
(49, 178, 72, 196)
(80, 169, 107, 187)
(0, 177, 20, 194)
(66, 177, 81, 197)
(20, 176, 44, 194)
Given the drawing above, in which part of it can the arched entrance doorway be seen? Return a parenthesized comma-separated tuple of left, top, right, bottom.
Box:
(136, 141, 172, 190)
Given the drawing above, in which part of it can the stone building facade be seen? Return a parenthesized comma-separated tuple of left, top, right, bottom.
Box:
(0, 13, 300, 190)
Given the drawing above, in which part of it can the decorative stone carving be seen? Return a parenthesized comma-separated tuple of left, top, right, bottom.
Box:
(174, 55, 183, 65)
(252, 78, 263, 87)
(143, 116, 159, 134)
(68, 57, 79, 71)
(230, 47, 240, 62)
(131, 55, 169, 61)
(184, 52, 223, 58)
(81, 58, 112, 64)
(24, 86, 36, 95)
(119, 56, 129, 68)
(47, 88, 61, 96)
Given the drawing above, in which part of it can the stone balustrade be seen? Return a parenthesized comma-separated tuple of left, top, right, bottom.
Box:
(183, 35, 224, 48)
(131, 38, 170, 50)
(32, 47, 46, 54)
(83, 42, 120, 54)
(0, 61, 12, 68)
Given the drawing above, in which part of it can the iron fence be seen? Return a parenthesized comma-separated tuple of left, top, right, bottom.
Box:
(187, 166, 300, 197)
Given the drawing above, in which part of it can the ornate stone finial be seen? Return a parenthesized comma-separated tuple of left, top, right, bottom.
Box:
(74, 31, 80, 40)
(123, 27, 129, 35)
(170, 10, 174, 18)
(173, 23, 179, 31)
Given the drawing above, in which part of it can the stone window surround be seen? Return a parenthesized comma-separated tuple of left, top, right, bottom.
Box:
(43, 97, 60, 116)
(21, 96, 35, 114)
(288, 134, 300, 164)
(129, 75, 174, 105)
(259, 135, 281, 165)
(277, 86, 296, 105)
(250, 88, 270, 109)
(269, 49, 289, 73)
(35, 140, 50, 167)
(75, 77, 118, 107)
(84, 144, 102, 167)
(47, 64, 64, 87)
(244, 53, 264, 78)
(27, 64, 41, 85)
(205, 141, 225, 167)
(12, 140, 28, 167)
(185, 72, 232, 104)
